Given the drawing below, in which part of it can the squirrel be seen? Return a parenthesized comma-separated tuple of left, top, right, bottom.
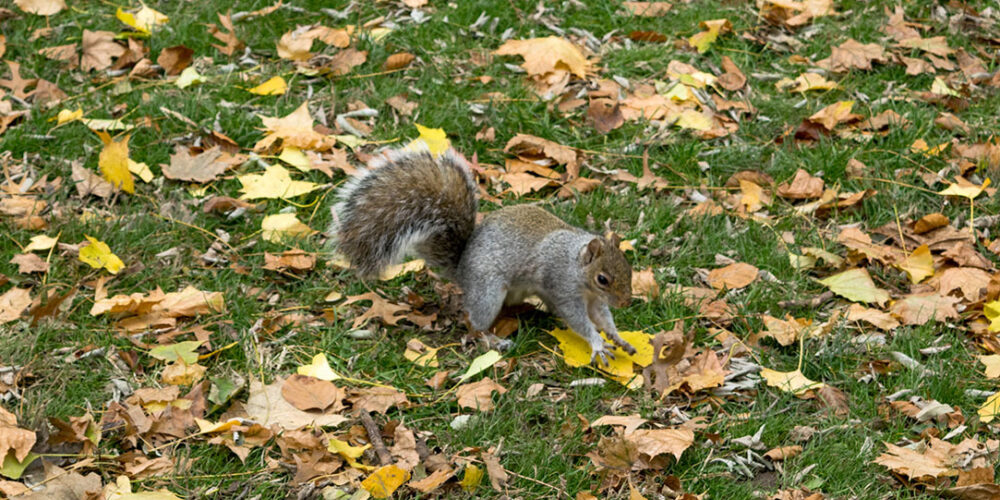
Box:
(331, 146, 636, 365)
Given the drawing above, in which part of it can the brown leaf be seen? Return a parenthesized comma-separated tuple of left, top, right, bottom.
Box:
(202, 196, 259, 214)
(807, 101, 862, 130)
(628, 428, 695, 462)
(10, 253, 48, 274)
(846, 303, 900, 330)
(819, 39, 888, 72)
(163, 146, 228, 183)
(344, 292, 411, 328)
(707, 262, 759, 290)
(348, 386, 408, 414)
(482, 451, 509, 490)
(816, 385, 849, 416)
(938, 267, 991, 302)
(764, 445, 803, 461)
(38, 43, 78, 68)
(777, 169, 825, 199)
(157, 45, 194, 75)
(934, 112, 969, 134)
(208, 13, 245, 56)
(0, 287, 31, 324)
(631, 268, 660, 301)
(628, 30, 668, 43)
(263, 249, 316, 273)
(324, 48, 367, 76)
(587, 98, 624, 134)
(913, 213, 949, 234)
(890, 293, 960, 326)
(717, 56, 746, 91)
(386, 94, 418, 116)
(942, 241, 993, 270)
(455, 377, 507, 412)
(622, 2, 672, 16)
(0, 406, 36, 462)
(897, 36, 955, 57)
(246, 378, 348, 430)
(408, 466, 454, 493)
(281, 374, 344, 412)
(900, 55, 936, 75)
(383, 52, 415, 70)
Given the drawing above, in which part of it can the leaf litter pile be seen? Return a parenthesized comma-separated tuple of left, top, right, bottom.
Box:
(3, 0, 1000, 498)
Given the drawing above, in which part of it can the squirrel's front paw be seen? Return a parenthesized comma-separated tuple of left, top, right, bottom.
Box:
(606, 332, 637, 356)
(589, 339, 617, 366)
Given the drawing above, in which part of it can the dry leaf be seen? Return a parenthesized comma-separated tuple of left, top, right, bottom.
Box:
(281, 374, 344, 412)
(777, 169, 825, 199)
(495, 37, 590, 78)
(707, 262, 759, 290)
(246, 378, 347, 430)
(455, 378, 508, 412)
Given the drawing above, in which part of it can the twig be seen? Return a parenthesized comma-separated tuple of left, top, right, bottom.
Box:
(359, 409, 393, 466)
(778, 291, 834, 309)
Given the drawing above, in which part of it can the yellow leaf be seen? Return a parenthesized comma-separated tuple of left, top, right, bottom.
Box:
(24, 234, 58, 252)
(775, 73, 840, 93)
(817, 268, 889, 306)
(128, 159, 154, 183)
(297, 353, 342, 381)
(403, 339, 440, 367)
(194, 418, 241, 434)
(95, 131, 134, 193)
(79, 235, 124, 274)
(760, 367, 825, 395)
(979, 393, 1000, 423)
(938, 177, 990, 200)
(406, 124, 450, 156)
(979, 355, 1000, 378)
(329, 437, 375, 471)
(56, 108, 82, 124)
(104, 475, 183, 500)
(985, 300, 1000, 333)
(261, 213, 315, 243)
(278, 146, 312, 171)
(459, 464, 483, 492)
(674, 109, 713, 131)
(176, 67, 205, 89)
(931, 77, 959, 97)
(548, 328, 653, 381)
(82, 117, 130, 131)
(248, 76, 288, 96)
(116, 4, 168, 34)
(238, 165, 320, 200)
(688, 19, 731, 53)
(255, 101, 336, 152)
(897, 244, 933, 284)
(379, 259, 425, 280)
(362, 464, 410, 499)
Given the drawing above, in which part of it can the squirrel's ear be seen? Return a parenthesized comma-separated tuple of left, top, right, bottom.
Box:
(606, 232, 621, 248)
(583, 238, 603, 264)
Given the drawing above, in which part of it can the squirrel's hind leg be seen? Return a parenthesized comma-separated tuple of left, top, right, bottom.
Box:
(462, 279, 506, 332)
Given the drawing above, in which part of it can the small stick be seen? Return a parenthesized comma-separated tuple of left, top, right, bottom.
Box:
(359, 409, 393, 466)
(778, 291, 834, 309)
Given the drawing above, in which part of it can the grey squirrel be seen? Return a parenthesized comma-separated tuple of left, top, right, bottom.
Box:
(332, 146, 636, 364)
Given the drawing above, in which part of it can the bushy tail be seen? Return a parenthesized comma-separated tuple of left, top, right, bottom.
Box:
(332, 147, 478, 278)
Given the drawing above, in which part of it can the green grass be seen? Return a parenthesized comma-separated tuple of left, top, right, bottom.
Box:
(2, 0, 999, 498)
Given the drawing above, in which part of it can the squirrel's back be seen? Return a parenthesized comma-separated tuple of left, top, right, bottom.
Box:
(333, 147, 478, 277)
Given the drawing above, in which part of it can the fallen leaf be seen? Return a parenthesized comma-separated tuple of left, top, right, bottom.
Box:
(495, 36, 590, 78)
(362, 464, 410, 499)
(383, 52, 415, 71)
(846, 304, 900, 330)
(808, 101, 861, 130)
(297, 353, 342, 381)
(890, 293, 960, 326)
(897, 245, 934, 284)
(254, 101, 335, 152)
(819, 39, 888, 72)
(261, 213, 315, 243)
(761, 367, 825, 395)
(622, 2, 672, 16)
(157, 45, 193, 75)
(456, 377, 508, 411)
(348, 386, 408, 414)
(248, 76, 287, 96)
(245, 378, 347, 430)
(10, 253, 48, 274)
(707, 262, 759, 290)
(0, 288, 32, 324)
(163, 146, 228, 183)
(238, 165, 320, 200)
(78, 236, 124, 274)
(95, 131, 134, 193)
(818, 268, 889, 306)
(281, 374, 344, 412)
(14, 0, 64, 16)
(688, 19, 731, 54)
(764, 445, 803, 461)
(777, 169, 825, 199)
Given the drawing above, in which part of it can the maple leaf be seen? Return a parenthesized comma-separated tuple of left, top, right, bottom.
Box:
(344, 291, 411, 328)
(254, 101, 335, 152)
(163, 146, 229, 183)
(890, 293, 959, 326)
(260, 213, 315, 242)
(81, 30, 125, 72)
(238, 165, 320, 200)
(495, 36, 590, 78)
(819, 39, 888, 72)
(95, 131, 134, 193)
(455, 377, 508, 412)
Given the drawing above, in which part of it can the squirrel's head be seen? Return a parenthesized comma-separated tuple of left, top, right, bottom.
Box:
(581, 234, 632, 308)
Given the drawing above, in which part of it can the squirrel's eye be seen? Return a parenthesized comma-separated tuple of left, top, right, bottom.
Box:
(597, 274, 609, 286)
